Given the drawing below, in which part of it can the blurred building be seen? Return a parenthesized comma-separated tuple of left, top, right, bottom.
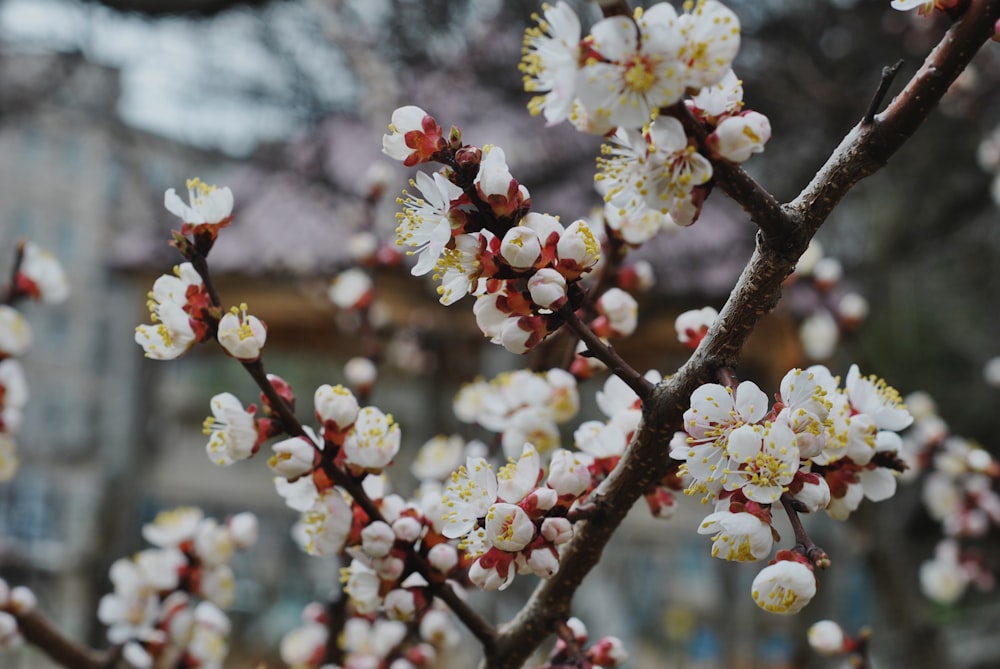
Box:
(0, 51, 227, 660)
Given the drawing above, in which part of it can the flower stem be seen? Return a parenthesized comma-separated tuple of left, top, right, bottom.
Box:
(780, 494, 830, 568)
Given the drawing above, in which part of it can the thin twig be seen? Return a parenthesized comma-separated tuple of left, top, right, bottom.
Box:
(3, 240, 26, 305)
(561, 307, 653, 400)
(780, 494, 829, 568)
(863, 60, 904, 125)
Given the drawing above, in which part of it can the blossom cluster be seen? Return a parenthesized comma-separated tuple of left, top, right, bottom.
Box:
(0, 241, 70, 481)
(670, 364, 913, 613)
(279, 601, 458, 669)
(521, 1, 771, 241)
(900, 391, 1000, 604)
(136, 180, 269, 363)
(97, 507, 258, 669)
(382, 106, 610, 353)
(539, 617, 628, 669)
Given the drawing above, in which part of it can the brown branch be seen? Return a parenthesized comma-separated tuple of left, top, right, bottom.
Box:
(561, 307, 653, 400)
(482, 3, 1000, 667)
(2, 240, 26, 306)
(16, 609, 117, 669)
(862, 60, 904, 125)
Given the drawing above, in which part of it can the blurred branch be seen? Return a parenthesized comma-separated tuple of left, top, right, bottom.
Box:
(16, 609, 117, 669)
(483, 2, 1000, 667)
(86, 0, 272, 16)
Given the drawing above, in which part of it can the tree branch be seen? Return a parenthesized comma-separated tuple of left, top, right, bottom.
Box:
(16, 610, 117, 669)
(483, 3, 1000, 666)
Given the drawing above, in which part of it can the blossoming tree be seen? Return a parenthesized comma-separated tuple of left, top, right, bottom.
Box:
(2, 1, 1000, 668)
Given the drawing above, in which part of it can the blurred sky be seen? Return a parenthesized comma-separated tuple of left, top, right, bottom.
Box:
(0, 0, 387, 155)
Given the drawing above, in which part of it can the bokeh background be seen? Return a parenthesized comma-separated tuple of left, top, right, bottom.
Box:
(1, 0, 1000, 667)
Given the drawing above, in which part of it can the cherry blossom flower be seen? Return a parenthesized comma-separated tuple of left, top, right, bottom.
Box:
(17, 242, 69, 304)
(328, 268, 373, 309)
(134, 263, 209, 361)
(697, 509, 774, 562)
(280, 621, 327, 667)
(344, 356, 377, 392)
(575, 4, 685, 128)
(594, 288, 638, 337)
(164, 178, 234, 230)
(142, 507, 203, 547)
(919, 539, 970, 604)
(845, 364, 913, 432)
(300, 488, 353, 556)
(475, 145, 531, 219)
(528, 267, 568, 309)
(269, 432, 319, 480)
(671, 380, 769, 497)
(597, 118, 712, 227)
(0, 612, 22, 649)
(485, 502, 536, 552)
(382, 106, 447, 166)
(396, 171, 464, 276)
(0, 306, 33, 358)
(314, 383, 360, 432)
(203, 392, 258, 466)
(675, 306, 718, 349)
(891, 0, 960, 14)
(689, 69, 744, 121)
(706, 111, 771, 163)
(434, 232, 487, 305)
(342, 406, 401, 471)
(442, 457, 498, 540)
(807, 620, 847, 655)
(0, 359, 28, 434)
(216, 303, 267, 361)
(520, 1, 581, 125)
(751, 554, 817, 615)
(678, 0, 741, 88)
(723, 422, 799, 503)
(497, 443, 542, 503)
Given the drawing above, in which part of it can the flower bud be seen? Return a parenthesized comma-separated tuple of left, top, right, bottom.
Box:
(707, 111, 771, 163)
(524, 546, 560, 579)
(344, 357, 378, 393)
(485, 503, 535, 552)
(392, 516, 423, 544)
(375, 555, 406, 581)
(587, 636, 629, 667)
(8, 587, 35, 614)
(427, 543, 459, 574)
(528, 268, 568, 310)
(547, 449, 593, 497)
(541, 517, 573, 544)
(361, 521, 396, 558)
(227, 512, 258, 549)
(217, 304, 267, 362)
(384, 588, 417, 621)
(500, 227, 542, 270)
(751, 556, 816, 615)
(382, 106, 446, 166)
(314, 384, 359, 432)
(807, 620, 846, 655)
(268, 435, 317, 479)
(469, 549, 516, 591)
(595, 288, 638, 337)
